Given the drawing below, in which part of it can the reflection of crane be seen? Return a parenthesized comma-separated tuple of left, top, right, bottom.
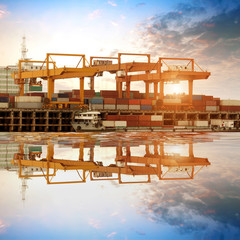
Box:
(12, 138, 210, 185)
(11, 52, 210, 109)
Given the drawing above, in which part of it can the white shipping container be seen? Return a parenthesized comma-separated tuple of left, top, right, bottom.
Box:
(56, 98, 69, 102)
(0, 103, 9, 108)
(115, 121, 127, 127)
(116, 105, 128, 110)
(194, 121, 209, 127)
(211, 119, 234, 128)
(15, 96, 42, 103)
(151, 115, 163, 121)
(206, 106, 219, 111)
(102, 121, 115, 127)
(177, 121, 191, 126)
(163, 99, 181, 104)
(15, 102, 42, 108)
(220, 100, 240, 106)
(91, 104, 103, 110)
(104, 104, 116, 110)
(210, 119, 222, 126)
(129, 105, 140, 110)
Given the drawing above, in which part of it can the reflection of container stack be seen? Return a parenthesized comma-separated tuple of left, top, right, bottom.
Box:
(0, 96, 9, 108)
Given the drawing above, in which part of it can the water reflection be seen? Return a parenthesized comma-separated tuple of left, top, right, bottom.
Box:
(6, 132, 211, 186)
(1, 132, 240, 239)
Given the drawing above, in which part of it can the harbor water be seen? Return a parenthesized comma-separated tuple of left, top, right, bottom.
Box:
(0, 131, 240, 239)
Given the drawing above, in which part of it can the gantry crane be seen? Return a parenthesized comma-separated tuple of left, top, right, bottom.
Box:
(12, 52, 210, 109)
(11, 136, 210, 184)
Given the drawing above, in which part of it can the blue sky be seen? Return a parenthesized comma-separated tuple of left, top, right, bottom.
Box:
(0, 0, 240, 98)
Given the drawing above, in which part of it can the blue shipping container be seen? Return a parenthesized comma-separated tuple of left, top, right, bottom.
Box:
(91, 98, 104, 104)
(192, 95, 203, 101)
(140, 105, 152, 110)
(0, 97, 9, 103)
(51, 98, 57, 101)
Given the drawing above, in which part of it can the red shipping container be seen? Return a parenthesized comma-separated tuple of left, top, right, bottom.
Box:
(119, 115, 128, 121)
(220, 106, 240, 112)
(116, 99, 129, 105)
(126, 115, 139, 121)
(140, 99, 152, 105)
(193, 106, 205, 111)
(0, 93, 9, 97)
(192, 100, 206, 106)
(69, 98, 80, 102)
(139, 121, 151, 127)
(151, 121, 163, 127)
(127, 121, 139, 127)
(206, 100, 217, 106)
(106, 115, 120, 120)
(139, 115, 151, 121)
(203, 95, 214, 101)
(9, 96, 15, 103)
(129, 99, 140, 105)
(104, 98, 116, 104)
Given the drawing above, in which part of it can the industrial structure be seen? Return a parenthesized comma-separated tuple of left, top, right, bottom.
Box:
(11, 52, 210, 109)
(11, 135, 210, 185)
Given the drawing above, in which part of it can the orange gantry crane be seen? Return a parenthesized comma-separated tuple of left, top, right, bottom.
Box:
(12, 53, 210, 109)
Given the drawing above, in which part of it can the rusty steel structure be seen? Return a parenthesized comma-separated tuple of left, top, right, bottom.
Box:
(12, 53, 210, 109)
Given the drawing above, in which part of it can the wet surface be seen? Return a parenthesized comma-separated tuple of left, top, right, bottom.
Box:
(0, 132, 240, 239)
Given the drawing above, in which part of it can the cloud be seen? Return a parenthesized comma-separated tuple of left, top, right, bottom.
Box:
(108, 1, 117, 7)
(0, 5, 10, 19)
(88, 218, 101, 229)
(88, 9, 101, 20)
(136, 0, 240, 98)
(0, 219, 9, 233)
(107, 232, 117, 238)
(111, 21, 118, 27)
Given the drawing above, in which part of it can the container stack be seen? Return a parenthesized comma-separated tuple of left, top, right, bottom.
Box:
(90, 97, 104, 110)
(140, 99, 152, 110)
(0, 94, 9, 108)
(103, 98, 116, 110)
(129, 99, 141, 110)
(116, 99, 129, 110)
(15, 96, 42, 108)
(220, 100, 240, 112)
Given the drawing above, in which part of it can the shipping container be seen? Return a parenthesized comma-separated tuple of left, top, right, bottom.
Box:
(115, 121, 127, 127)
(138, 121, 151, 127)
(220, 100, 240, 106)
(103, 104, 116, 110)
(205, 106, 219, 111)
(151, 115, 163, 121)
(194, 121, 208, 127)
(127, 121, 139, 127)
(129, 105, 140, 110)
(56, 98, 69, 102)
(15, 102, 43, 108)
(0, 97, 9, 103)
(139, 115, 151, 121)
(163, 99, 181, 104)
(129, 99, 140, 105)
(192, 95, 203, 101)
(140, 105, 152, 110)
(116, 105, 128, 110)
(106, 115, 120, 121)
(104, 98, 116, 104)
(0, 102, 9, 108)
(102, 121, 115, 127)
(206, 101, 217, 106)
(116, 99, 129, 105)
(58, 93, 69, 98)
(220, 106, 240, 111)
(140, 99, 152, 105)
(126, 115, 139, 121)
(151, 121, 163, 127)
(91, 104, 103, 110)
(177, 121, 191, 126)
(51, 98, 57, 101)
(29, 85, 42, 91)
(90, 98, 104, 104)
(15, 96, 42, 103)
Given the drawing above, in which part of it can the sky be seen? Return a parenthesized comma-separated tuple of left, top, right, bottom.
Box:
(0, 0, 240, 99)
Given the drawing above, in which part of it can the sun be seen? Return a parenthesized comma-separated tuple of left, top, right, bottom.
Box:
(171, 84, 182, 94)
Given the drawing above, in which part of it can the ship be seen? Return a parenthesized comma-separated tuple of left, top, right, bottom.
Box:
(71, 111, 106, 131)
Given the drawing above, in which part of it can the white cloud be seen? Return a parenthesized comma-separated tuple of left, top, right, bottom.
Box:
(88, 9, 101, 20)
(107, 231, 117, 238)
(88, 218, 101, 229)
(111, 21, 118, 27)
(108, 1, 117, 7)
(0, 5, 10, 19)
